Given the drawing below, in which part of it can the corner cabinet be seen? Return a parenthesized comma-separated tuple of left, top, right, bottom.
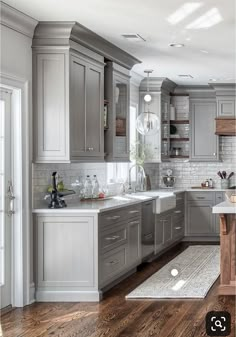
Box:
(190, 100, 219, 161)
(104, 62, 130, 162)
(33, 48, 104, 163)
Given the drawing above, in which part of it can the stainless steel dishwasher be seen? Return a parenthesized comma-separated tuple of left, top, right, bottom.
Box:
(141, 200, 155, 259)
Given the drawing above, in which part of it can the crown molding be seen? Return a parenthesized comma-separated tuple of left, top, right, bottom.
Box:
(140, 77, 177, 94)
(33, 21, 141, 70)
(0, 2, 37, 38)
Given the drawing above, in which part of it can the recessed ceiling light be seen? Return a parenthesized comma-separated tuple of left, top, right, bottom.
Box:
(200, 49, 209, 54)
(121, 33, 146, 42)
(169, 43, 185, 48)
(178, 74, 194, 78)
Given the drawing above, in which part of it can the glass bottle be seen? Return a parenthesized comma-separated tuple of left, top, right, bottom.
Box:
(92, 175, 100, 198)
(84, 175, 92, 198)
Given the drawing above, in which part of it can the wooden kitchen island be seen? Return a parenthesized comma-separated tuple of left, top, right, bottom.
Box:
(213, 201, 236, 296)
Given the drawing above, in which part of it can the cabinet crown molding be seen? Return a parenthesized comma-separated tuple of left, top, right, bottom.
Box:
(33, 21, 141, 70)
(0, 2, 37, 38)
(139, 77, 177, 94)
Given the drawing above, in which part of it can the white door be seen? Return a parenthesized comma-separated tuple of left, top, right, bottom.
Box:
(0, 90, 13, 309)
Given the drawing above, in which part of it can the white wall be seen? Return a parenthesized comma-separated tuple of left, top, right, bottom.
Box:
(0, 2, 37, 304)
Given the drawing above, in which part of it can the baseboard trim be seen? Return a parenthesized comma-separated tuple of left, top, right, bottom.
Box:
(29, 282, 35, 304)
(36, 290, 101, 302)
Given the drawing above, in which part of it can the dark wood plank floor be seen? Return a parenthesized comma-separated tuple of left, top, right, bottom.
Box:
(1, 243, 235, 337)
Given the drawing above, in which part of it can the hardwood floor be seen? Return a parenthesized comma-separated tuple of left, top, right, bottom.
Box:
(1, 243, 235, 337)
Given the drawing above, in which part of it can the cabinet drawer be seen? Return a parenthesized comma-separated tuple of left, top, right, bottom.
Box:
(188, 192, 214, 202)
(176, 192, 185, 205)
(101, 245, 128, 283)
(215, 192, 224, 203)
(172, 204, 185, 221)
(172, 218, 184, 240)
(100, 204, 141, 228)
(101, 225, 127, 253)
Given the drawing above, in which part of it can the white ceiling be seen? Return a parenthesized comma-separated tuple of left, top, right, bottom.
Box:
(4, 0, 236, 85)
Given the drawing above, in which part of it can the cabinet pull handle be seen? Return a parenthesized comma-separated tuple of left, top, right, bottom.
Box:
(105, 235, 120, 241)
(144, 233, 153, 239)
(176, 197, 183, 201)
(107, 259, 119, 265)
(129, 210, 139, 214)
(174, 210, 182, 214)
(196, 197, 205, 199)
(129, 220, 140, 225)
(175, 227, 182, 230)
(87, 147, 94, 151)
(213, 152, 216, 156)
(106, 215, 121, 220)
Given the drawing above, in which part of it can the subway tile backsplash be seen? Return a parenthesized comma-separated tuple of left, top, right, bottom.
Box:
(33, 136, 235, 204)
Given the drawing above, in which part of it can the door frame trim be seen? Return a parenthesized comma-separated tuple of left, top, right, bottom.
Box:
(0, 72, 33, 307)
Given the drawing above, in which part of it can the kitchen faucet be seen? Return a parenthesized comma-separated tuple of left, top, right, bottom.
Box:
(128, 164, 147, 192)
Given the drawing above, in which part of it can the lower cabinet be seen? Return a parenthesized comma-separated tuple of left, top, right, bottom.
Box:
(186, 191, 224, 238)
(98, 205, 141, 288)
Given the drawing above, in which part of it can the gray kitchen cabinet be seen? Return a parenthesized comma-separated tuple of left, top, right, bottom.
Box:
(190, 100, 219, 161)
(186, 191, 223, 238)
(141, 200, 155, 259)
(127, 218, 141, 266)
(33, 47, 104, 163)
(187, 202, 215, 235)
(70, 53, 104, 160)
(35, 214, 99, 301)
(217, 96, 235, 117)
(104, 62, 130, 162)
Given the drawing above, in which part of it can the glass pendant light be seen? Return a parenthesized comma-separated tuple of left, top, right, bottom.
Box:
(136, 70, 160, 136)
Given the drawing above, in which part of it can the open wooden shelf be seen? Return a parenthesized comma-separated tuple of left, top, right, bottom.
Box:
(170, 120, 189, 124)
(170, 155, 189, 158)
(162, 138, 189, 141)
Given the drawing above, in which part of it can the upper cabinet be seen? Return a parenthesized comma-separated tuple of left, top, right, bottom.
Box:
(34, 49, 104, 163)
(104, 62, 130, 162)
(32, 22, 140, 163)
(190, 99, 219, 161)
(212, 83, 236, 117)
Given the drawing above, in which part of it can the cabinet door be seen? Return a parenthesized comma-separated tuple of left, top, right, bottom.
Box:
(155, 213, 172, 253)
(70, 54, 104, 160)
(217, 97, 235, 117)
(127, 219, 141, 266)
(190, 101, 218, 161)
(86, 63, 104, 159)
(113, 72, 130, 160)
(187, 202, 215, 236)
(34, 53, 69, 162)
(37, 216, 96, 288)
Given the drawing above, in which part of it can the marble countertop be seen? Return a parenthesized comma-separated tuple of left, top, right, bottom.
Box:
(32, 188, 228, 214)
(212, 201, 236, 214)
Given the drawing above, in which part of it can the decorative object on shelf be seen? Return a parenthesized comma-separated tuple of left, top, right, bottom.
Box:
(136, 70, 160, 136)
(170, 124, 177, 135)
(116, 117, 126, 136)
(172, 147, 182, 156)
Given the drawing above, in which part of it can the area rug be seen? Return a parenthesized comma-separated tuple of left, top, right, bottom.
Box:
(126, 245, 220, 299)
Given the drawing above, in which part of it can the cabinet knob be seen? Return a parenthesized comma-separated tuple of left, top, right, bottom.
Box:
(87, 147, 94, 151)
(213, 152, 216, 156)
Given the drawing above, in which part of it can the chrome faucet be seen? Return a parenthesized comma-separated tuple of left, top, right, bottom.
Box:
(128, 164, 147, 192)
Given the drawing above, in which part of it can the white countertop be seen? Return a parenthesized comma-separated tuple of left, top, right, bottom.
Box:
(32, 188, 229, 214)
(212, 201, 236, 214)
